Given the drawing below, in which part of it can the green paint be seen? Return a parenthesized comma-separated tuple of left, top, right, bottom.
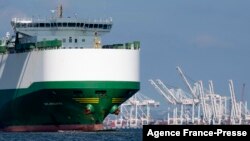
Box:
(0, 81, 139, 128)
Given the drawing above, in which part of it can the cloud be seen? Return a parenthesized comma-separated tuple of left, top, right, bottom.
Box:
(191, 35, 217, 48)
(190, 34, 233, 48)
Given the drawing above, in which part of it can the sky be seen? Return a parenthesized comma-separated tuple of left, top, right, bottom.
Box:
(0, 0, 250, 111)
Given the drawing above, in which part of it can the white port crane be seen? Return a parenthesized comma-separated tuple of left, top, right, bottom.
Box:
(176, 66, 198, 98)
(229, 80, 241, 124)
(149, 79, 176, 105)
(155, 79, 181, 103)
(155, 79, 199, 105)
(104, 92, 159, 129)
(149, 66, 250, 125)
(150, 79, 202, 124)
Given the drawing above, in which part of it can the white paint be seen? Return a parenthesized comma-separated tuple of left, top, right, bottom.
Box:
(0, 49, 140, 89)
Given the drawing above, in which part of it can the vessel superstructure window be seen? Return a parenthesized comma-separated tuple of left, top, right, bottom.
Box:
(82, 39, 85, 42)
(69, 37, 72, 43)
(107, 24, 112, 29)
(77, 23, 80, 27)
(63, 23, 67, 27)
(85, 24, 89, 28)
(40, 23, 45, 27)
(89, 24, 93, 28)
(80, 23, 84, 27)
(75, 39, 77, 43)
(103, 24, 107, 29)
(68, 23, 76, 27)
(99, 24, 103, 28)
(27, 23, 32, 27)
(51, 23, 57, 27)
(58, 23, 62, 27)
(94, 24, 98, 28)
(16, 23, 20, 28)
(21, 23, 26, 28)
(34, 23, 38, 27)
(45, 23, 50, 27)
(62, 38, 66, 43)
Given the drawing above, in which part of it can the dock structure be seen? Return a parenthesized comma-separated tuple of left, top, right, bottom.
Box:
(149, 66, 250, 125)
(104, 92, 159, 129)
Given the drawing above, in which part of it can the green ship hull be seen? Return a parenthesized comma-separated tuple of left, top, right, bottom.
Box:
(0, 81, 139, 131)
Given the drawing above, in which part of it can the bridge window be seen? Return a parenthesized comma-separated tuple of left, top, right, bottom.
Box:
(68, 23, 76, 27)
(107, 24, 112, 29)
(45, 23, 50, 27)
(103, 24, 107, 29)
(51, 23, 56, 27)
(69, 37, 72, 43)
(20, 23, 26, 28)
(99, 24, 103, 28)
(27, 23, 32, 27)
(89, 24, 93, 28)
(94, 24, 98, 28)
(77, 23, 80, 27)
(63, 23, 67, 27)
(85, 24, 89, 28)
(57, 23, 62, 27)
(20, 23, 26, 27)
(80, 23, 84, 27)
(16, 23, 20, 28)
(39, 23, 45, 27)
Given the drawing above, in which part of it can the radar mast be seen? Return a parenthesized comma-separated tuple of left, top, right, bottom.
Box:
(57, 4, 63, 18)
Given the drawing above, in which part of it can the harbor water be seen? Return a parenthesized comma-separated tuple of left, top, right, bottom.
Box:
(0, 129, 142, 141)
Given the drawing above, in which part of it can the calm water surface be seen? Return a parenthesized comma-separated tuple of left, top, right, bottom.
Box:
(0, 129, 142, 141)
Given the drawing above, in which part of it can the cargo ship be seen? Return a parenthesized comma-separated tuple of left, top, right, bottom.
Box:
(0, 5, 140, 131)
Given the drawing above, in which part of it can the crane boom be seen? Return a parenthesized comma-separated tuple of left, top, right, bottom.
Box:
(176, 66, 197, 98)
(155, 79, 180, 103)
(149, 79, 176, 105)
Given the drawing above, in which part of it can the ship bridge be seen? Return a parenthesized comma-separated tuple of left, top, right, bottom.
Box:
(11, 17, 112, 48)
(10, 4, 113, 48)
(11, 17, 112, 33)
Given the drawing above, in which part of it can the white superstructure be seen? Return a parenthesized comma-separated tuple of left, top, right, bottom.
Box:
(0, 4, 140, 132)
(10, 5, 112, 48)
(0, 4, 140, 90)
(0, 49, 139, 89)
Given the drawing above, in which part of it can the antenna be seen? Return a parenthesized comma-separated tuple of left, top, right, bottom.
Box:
(57, 3, 63, 18)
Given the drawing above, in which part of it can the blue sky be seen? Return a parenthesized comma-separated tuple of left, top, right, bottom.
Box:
(1, 0, 250, 109)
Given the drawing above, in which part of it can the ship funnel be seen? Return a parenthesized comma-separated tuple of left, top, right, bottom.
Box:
(57, 4, 63, 18)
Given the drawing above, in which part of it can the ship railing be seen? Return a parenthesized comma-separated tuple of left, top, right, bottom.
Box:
(12, 17, 113, 24)
(14, 39, 62, 53)
(102, 41, 140, 50)
(4, 40, 140, 54)
(12, 18, 33, 23)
